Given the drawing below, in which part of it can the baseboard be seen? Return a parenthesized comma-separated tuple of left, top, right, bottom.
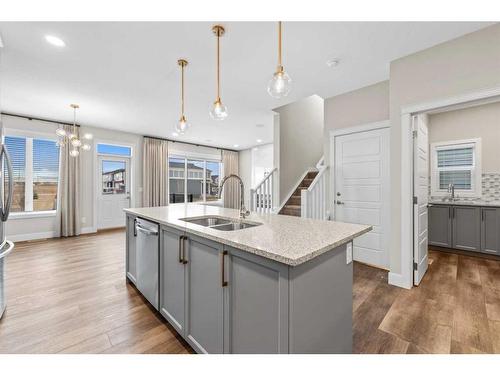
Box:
(388, 272, 412, 289)
(81, 226, 97, 234)
(8, 231, 57, 242)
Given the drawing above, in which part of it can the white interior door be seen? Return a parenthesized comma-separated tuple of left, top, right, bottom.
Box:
(334, 127, 390, 269)
(98, 155, 130, 229)
(413, 114, 429, 285)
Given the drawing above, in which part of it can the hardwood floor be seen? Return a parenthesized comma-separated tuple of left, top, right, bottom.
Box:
(1, 230, 499, 354)
(354, 248, 500, 354)
(0, 229, 193, 354)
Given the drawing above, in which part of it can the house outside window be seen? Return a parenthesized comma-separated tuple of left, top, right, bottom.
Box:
(430, 138, 482, 198)
(168, 156, 222, 204)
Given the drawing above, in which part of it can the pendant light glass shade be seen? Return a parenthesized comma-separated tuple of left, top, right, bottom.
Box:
(267, 22, 292, 99)
(69, 148, 79, 157)
(268, 69, 292, 98)
(209, 99, 228, 120)
(210, 25, 228, 120)
(175, 115, 190, 134)
(55, 127, 67, 137)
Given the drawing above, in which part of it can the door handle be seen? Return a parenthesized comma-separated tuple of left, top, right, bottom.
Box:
(221, 250, 228, 287)
(336, 200, 344, 205)
(178, 235, 184, 263)
(0, 145, 14, 222)
(182, 236, 188, 264)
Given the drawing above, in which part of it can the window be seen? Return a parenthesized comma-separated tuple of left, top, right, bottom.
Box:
(168, 156, 223, 204)
(97, 143, 132, 157)
(431, 139, 481, 197)
(4, 135, 60, 213)
(101, 160, 126, 195)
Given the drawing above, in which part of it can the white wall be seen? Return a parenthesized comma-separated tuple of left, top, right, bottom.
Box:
(2, 114, 143, 240)
(274, 95, 324, 203)
(429, 101, 500, 173)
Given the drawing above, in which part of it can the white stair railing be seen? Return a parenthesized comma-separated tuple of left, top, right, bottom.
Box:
(301, 157, 328, 220)
(250, 167, 278, 214)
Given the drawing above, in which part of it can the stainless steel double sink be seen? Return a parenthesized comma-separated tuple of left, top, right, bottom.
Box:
(180, 216, 262, 231)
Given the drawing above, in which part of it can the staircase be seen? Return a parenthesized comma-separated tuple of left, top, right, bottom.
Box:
(279, 171, 318, 217)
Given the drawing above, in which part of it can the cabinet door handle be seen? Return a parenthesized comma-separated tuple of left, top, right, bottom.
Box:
(449, 208, 451, 219)
(133, 218, 137, 237)
(182, 236, 188, 264)
(482, 210, 485, 221)
(178, 235, 184, 263)
(221, 250, 228, 287)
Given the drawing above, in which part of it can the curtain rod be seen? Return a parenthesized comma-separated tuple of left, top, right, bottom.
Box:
(1, 112, 238, 153)
(2, 112, 81, 127)
(143, 135, 237, 153)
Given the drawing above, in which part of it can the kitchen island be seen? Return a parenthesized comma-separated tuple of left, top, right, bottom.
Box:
(124, 204, 371, 354)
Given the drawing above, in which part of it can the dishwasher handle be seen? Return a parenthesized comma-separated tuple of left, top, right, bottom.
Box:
(135, 224, 158, 236)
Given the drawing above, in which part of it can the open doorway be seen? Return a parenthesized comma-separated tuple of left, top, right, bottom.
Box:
(401, 87, 500, 288)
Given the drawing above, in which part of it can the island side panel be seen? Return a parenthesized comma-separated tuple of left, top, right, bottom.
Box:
(288, 243, 353, 354)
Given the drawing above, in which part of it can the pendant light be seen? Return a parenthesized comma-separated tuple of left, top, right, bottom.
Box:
(267, 21, 292, 98)
(56, 104, 92, 156)
(209, 25, 228, 120)
(175, 59, 190, 134)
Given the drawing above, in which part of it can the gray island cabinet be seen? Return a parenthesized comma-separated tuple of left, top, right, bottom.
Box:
(124, 204, 371, 354)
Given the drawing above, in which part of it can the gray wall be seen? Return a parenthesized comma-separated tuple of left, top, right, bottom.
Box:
(389, 23, 500, 274)
(274, 95, 324, 203)
(429, 101, 500, 173)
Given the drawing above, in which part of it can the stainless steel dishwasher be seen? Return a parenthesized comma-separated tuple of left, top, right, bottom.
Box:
(135, 218, 159, 310)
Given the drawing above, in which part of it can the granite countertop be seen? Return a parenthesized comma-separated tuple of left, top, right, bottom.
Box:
(124, 204, 371, 266)
(428, 199, 500, 208)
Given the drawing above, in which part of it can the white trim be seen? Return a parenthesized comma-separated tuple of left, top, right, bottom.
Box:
(400, 85, 500, 290)
(8, 231, 57, 242)
(93, 138, 136, 233)
(388, 272, 411, 289)
(80, 226, 96, 234)
(430, 138, 482, 198)
(401, 85, 500, 115)
(329, 120, 390, 220)
(9, 210, 57, 220)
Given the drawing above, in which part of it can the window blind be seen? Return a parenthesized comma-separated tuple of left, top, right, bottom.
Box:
(4, 136, 27, 212)
(439, 170, 472, 190)
(437, 146, 473, 167)
(33, 139, 59, 183)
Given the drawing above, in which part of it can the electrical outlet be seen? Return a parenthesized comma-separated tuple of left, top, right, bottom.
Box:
(346, 242, 353, 264)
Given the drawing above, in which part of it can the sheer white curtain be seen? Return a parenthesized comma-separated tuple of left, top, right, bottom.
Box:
(143, 137, 169, 207)
(59, 125, 81, 237)
(222, 150, 240, 209)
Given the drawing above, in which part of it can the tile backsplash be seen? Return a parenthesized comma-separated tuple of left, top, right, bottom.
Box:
(430, 173, 500, 202)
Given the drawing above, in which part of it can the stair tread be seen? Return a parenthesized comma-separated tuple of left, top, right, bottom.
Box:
(284, 205, 301, 209)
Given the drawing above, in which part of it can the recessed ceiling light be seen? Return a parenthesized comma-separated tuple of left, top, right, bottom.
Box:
(45, 35, 65, 47)
(172, 132, 179, 137)
(326, 58, 339, 67)
(256, 139, 262, 143)
(233, 144, 239, 148)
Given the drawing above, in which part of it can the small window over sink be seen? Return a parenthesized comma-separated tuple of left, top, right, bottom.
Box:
(431, 138, 481, 198)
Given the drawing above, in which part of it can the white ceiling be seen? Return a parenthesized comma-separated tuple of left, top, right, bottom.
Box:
(0, 22, 493, 150)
